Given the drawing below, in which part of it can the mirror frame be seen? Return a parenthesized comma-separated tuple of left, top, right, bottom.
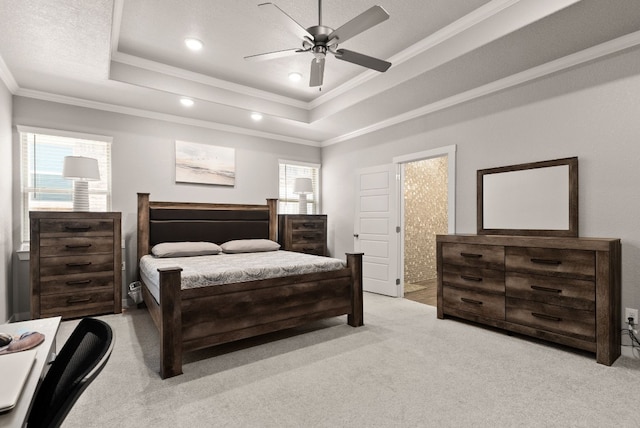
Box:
(477, 157, 578, 237)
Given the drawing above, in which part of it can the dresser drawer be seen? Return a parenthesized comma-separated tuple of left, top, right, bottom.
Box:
(442, 264, 504, 293)
(443, 286, 505, 320)
(39, 254, 114, 277)
(290, 243, 325, 255)
(40, 289, 115, 319)
(505, 247, 595, 280)
(506, 297, 595, 341)
(506, 272, 595, 311)
(39, 271, 115, 295)
(442, 243, 504, 270)
(39, 219, 114, 237)
(39, 236, 115, 257)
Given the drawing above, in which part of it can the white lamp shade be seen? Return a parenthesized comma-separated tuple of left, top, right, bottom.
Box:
(63, 156, 100, 181)
(293, 177, 313, 194)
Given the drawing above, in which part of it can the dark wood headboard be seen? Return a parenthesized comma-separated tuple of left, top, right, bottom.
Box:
(137, 193, 277, 264)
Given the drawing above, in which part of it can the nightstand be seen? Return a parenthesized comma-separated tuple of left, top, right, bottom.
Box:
(278, 214, 327, 256)
(29, 211, 122, 320)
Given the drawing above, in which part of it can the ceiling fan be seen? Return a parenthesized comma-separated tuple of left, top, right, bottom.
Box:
(244, 0, 392, 87)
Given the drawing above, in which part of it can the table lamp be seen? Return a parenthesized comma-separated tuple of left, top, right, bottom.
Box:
(63, 156, 100, 211)
(293, 177, 313, 214)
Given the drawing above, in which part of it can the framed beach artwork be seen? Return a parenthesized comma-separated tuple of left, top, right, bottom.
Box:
(175, 140, 235, 186)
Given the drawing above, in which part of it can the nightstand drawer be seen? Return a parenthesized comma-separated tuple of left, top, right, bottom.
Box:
(290, 243, 325, 255)
(291, 229, 324, 243)
(442, 243, 504, 270)
(506, 247, 595, 280)
(39, 254, 114, 277)
(289, 219, 325, 231)
(506, 297, 595, 341)
(39, 218, 114, 237)
(39, 271, 115, 295)
(443, 286, 505, 320)
(39, 236, 114, 257)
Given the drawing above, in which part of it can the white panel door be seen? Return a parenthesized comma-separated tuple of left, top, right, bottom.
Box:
(354, 164, 399, 297)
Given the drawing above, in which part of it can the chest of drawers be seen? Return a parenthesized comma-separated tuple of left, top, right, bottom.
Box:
(278, 215, 327, 256)
(437, 234, 621, 365)
(30, 212, 122, 319)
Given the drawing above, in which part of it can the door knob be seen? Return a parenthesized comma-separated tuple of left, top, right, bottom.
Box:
(353, 234, 359, 238)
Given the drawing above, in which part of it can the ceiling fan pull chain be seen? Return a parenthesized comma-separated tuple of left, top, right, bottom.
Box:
(318, 0, 322, 26)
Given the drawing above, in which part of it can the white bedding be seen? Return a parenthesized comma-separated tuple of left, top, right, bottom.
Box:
(139, 250, 346, 303)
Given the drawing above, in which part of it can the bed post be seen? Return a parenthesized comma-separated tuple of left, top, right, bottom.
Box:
(346, 253, 364, 327)
(158, 267, 183, 379)
(137, 193, 150, 275)
(267, 198, 278, 241)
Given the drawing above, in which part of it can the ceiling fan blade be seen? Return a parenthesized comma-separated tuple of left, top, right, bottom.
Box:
(333, 49, 391, 72)
(244, 48, 305, 62)
(258, 2, 314, 41)
(309, 58, 325, 87)
(326, 5, 389, 47)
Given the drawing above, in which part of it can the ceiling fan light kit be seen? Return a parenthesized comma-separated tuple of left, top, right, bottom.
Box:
(245, 1, 392, 87)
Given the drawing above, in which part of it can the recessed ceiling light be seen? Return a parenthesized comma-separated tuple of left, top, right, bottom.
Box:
(184, 38, 203, 51)
(180, 97, 194, 107)
(288, 72, 302, 82)
(251, 112, 263, 121)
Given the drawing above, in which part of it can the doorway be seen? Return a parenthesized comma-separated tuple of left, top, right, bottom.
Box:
(402, 156, 448, 306)
(394, 145, 456, 305)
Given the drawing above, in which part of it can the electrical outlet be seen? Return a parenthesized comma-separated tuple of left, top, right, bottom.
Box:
(625, 308, 638, 325)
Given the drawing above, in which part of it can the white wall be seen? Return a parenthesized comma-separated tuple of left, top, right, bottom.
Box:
(323, 46, 640, 318)
(0, 79, 12, 322)
(11, 98, 321, 316)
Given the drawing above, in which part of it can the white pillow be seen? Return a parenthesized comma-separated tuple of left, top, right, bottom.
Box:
(220, 239, 280, 254)
(151, 241, 221, 258)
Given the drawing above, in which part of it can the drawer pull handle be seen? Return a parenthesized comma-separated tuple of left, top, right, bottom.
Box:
(460, 252, 482, 258)
(531, 285, 562, 294)
(66, 262, 92, 267)
(65, 244, 92, 249)
(65, 226, 92, 231)
(461, 297, 483, 305)
(460, 275, 483, 282)
(66, 279, 93, 285)
(532, 312, 562, 322)
(67, 297, 92, 305)
(302, 223, 318, 228)
(530, 258, 562, 265)
(302, 235, 317, 239)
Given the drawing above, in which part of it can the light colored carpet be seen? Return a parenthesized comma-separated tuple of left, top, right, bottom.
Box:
(58, 293, 640, 427)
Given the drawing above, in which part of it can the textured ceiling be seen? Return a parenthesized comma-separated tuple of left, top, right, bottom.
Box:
(1, 0, 639, 146)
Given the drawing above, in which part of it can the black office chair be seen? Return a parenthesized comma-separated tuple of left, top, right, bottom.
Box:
(26, 317, 114, 428)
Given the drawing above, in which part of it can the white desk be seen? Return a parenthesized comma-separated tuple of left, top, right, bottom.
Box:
(0, 317, 61, 428)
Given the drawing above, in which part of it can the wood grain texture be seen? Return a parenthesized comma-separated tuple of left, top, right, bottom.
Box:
(278, 215, 327, 256)
(137, 194, 364, 379)
(30, 211, 122, 319)
(437, 234, 620, 365)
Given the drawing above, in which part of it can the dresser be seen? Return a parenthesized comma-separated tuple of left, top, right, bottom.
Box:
(437, 234, 621, 365)
(30, 212, 122, 320)
(278, 214, 327, 256)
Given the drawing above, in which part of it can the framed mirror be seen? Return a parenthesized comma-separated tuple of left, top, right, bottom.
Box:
(477, 157, 578, 237)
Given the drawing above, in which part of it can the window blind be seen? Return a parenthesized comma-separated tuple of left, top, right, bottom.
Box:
(278, 160, 320, 214)
(19, 128, 112, 241)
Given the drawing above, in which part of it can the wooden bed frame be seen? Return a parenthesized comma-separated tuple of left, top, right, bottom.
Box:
(136, 193, 364, 379)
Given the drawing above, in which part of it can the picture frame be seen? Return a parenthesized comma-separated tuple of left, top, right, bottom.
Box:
(175, 141, 235, 186)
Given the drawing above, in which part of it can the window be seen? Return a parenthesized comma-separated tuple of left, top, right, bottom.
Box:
(19, 126, 112, 241)
(278, 160, 320, 214)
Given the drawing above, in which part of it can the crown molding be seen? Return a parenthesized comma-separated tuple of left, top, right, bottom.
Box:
(0, 53, 18, 93)
(111, 52, 309, 110)
(321, 29, 640, 147)
(14, 88, 320, 147)
(309, 0, 522, 110)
